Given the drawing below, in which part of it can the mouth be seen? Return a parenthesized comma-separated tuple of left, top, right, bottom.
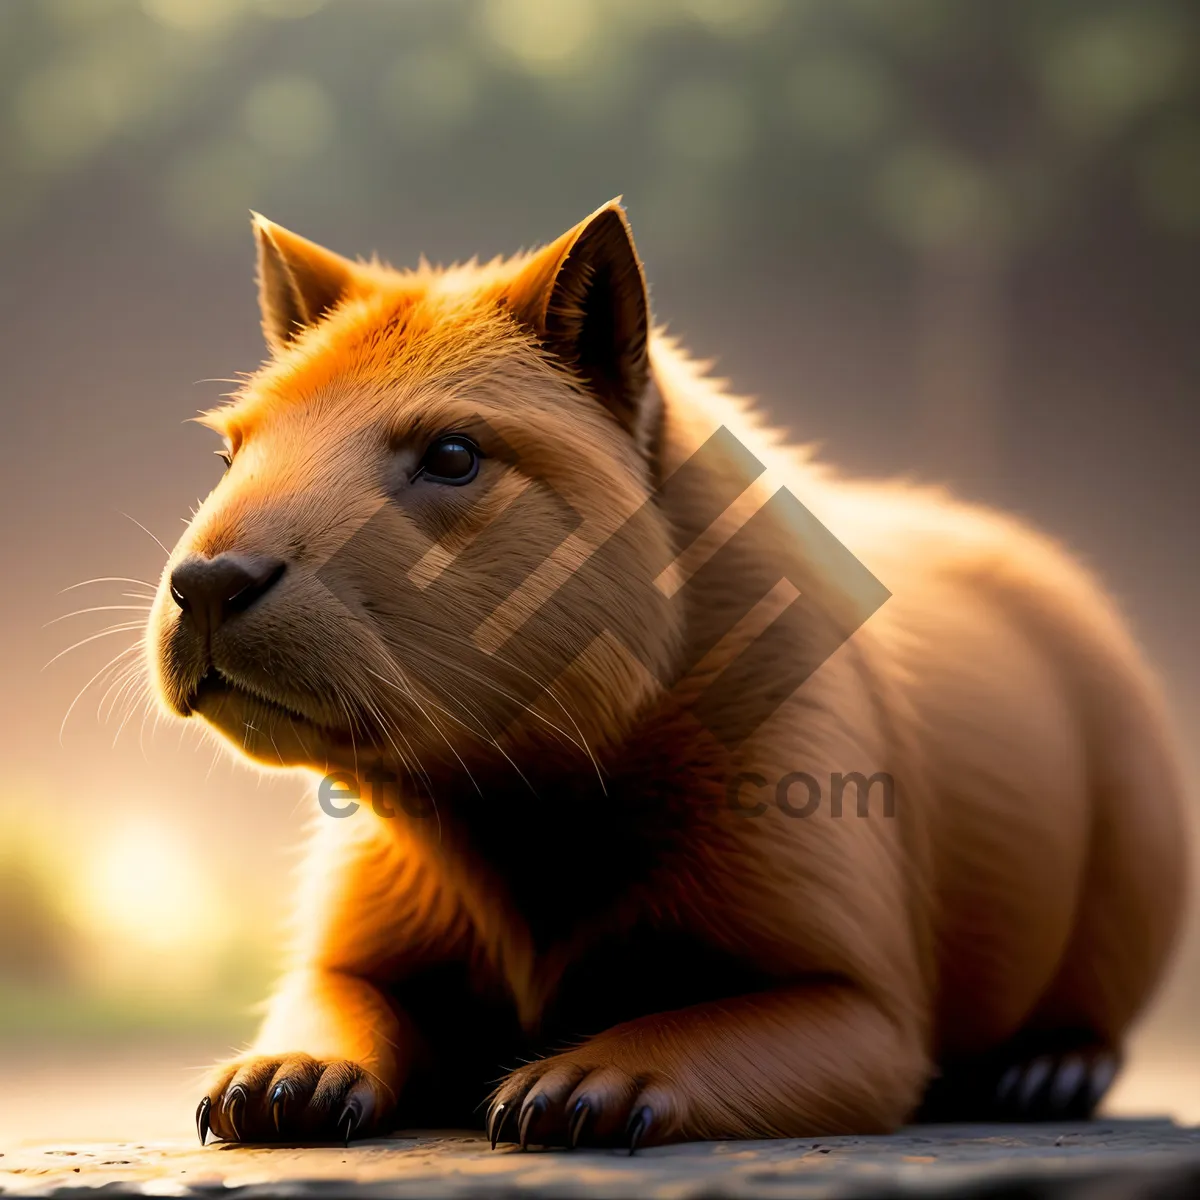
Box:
(183, 666, 366, 768)
(189, 667, 343, 736)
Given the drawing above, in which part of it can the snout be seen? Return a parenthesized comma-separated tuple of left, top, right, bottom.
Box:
(169, 552, 286, 643)
(150, 541, 370, 769)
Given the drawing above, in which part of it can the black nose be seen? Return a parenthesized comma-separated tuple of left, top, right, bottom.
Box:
(169, 553, 286, 641)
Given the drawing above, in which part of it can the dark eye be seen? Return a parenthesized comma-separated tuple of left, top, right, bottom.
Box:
(415, 434, 480, 485)
(216, 449, 232, 470)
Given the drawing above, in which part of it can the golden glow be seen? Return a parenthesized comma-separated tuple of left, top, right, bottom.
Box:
(65, 815, 228, 954)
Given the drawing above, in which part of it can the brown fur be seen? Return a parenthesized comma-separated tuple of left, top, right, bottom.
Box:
(148, 202, 1188, 1146)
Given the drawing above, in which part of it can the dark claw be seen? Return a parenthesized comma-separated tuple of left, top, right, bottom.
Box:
(1049, 1055, 1087, 1111)
(1017, 1057, 1051, 1111)
(225, 1085, 246, 1141)
(338, 1105, 357, 1148)
(488, 1102, 508, 1150)
(569, 1100, 591, 1149)
(196, 1096, 211, 1146)
(627, 1105, 651, 1155)
(995, 1064, 1020, 1106)
(518, 1094, 545, 1151)
(270, 1083, 288, 1134)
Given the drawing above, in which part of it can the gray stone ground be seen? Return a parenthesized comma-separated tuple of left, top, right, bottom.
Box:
(3, 1121, 1200, 1199)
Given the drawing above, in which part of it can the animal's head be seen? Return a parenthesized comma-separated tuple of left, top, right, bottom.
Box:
(147, 201, 683, 787)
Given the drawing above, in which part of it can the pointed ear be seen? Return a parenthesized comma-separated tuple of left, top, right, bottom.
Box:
(507, 200, 653, 444)
(252, 214, 359, 352)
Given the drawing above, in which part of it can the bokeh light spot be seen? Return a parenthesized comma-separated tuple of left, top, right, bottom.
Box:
(16, 57, 135, 169)
(873, 143, 997, 252)
(1039, 11, 1189, 139)
(141, 0, 247, 34)
(479, 0, 600, 74)
(66, 817, 224, 954)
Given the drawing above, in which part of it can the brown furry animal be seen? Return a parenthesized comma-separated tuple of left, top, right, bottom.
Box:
(147, 201, 1187, 1149)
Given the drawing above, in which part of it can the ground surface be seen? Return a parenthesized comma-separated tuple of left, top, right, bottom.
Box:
(3, 1122, 1200, 1199)
(3, 1041, 1200, 1198)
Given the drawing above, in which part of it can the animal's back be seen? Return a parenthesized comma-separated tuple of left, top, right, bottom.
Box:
(653, 331, 1188, 1087)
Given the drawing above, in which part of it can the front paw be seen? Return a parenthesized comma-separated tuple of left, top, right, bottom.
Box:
(197, 1053, 391, 1145)
(488, 1048, 681, 1152)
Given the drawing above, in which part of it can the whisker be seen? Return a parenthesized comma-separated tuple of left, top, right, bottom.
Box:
(361, 664, 480, 800)
(136, 695, 154, 761)
(110, 679, 144, 736)
(335, 664, 447, 832)
(488, 654, 606, 792)
(139, 698, 164, 761)
(110, 665, 150, 730)
(118, 511, 171, 558)
(376, 646, 605, 797)
(43, 622, 148, 670)
(60, 576, 158, 593)
(413, 655, 586, 759)
(97, 658, 144, 722)
(358, 689, 430, 795)
(335, 694, 361, 782)
(205, 735, 224, 779)
(112, 680, 151, 747)
(354, 631, 571, 801)
(414, 689, 536, 800)
(376, 702, 437, 805)
(374, 679, 460, 784)
(356, 692, 439, 832)
(267, 722, 286, 766)
(44, 605, 153, 627)
(58, 641, 142, 744)
(286, 714, 309, 758)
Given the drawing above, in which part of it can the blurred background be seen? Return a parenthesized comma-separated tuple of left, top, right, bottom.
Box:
(1, 0, 1198, 1143)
